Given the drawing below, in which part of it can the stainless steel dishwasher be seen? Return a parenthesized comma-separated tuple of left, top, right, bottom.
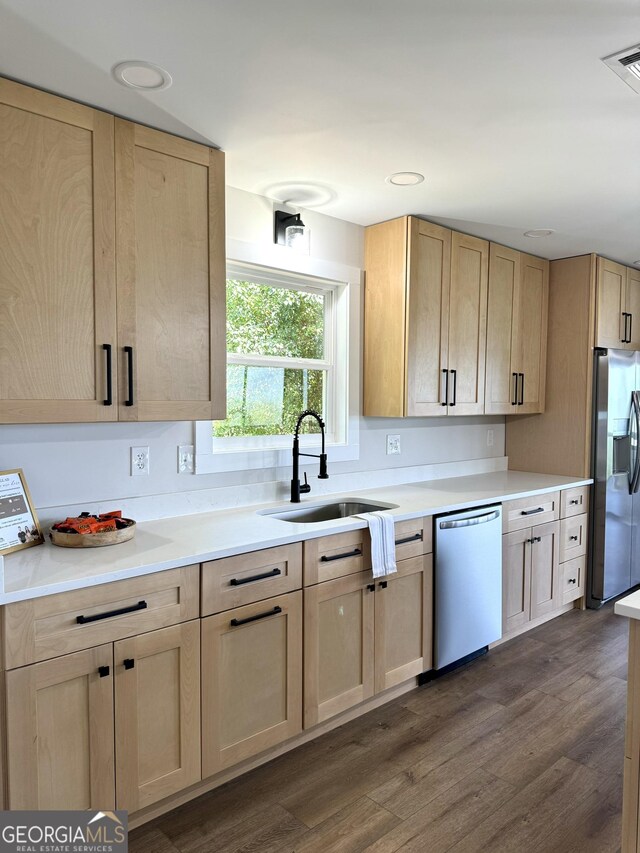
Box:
(434, 504, 502, 671)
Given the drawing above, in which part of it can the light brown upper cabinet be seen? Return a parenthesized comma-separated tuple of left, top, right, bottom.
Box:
(0, 78, 226, 424)
(596, 257, 640, 350)
(364, 217, 488, 416)
(115, 120, 226, 421)
(0, 78, 116, 423)
(485, 244, 549, 414)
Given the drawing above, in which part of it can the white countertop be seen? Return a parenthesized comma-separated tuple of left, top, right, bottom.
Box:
(0, 470, 591, 604)
(615, 590, 640, 621)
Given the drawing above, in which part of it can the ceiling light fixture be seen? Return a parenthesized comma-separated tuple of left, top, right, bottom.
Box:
(523, 229, 555, 238)
(386, 172, 425, 186)
(274, 210, 310, 253)
(112, 61, 173, 90)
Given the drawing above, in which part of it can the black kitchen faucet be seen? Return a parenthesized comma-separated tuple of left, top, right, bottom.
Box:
(290, 409, 329, 502)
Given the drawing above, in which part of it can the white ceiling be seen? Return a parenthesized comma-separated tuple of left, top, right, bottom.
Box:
(1, 0, 639, 264)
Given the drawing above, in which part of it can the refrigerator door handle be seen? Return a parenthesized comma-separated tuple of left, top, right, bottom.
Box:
(630, 391, 640, 494)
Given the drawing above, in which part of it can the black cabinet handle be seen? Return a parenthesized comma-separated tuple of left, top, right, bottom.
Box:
(395, 532, 423, 546)
(441, 369, 449, 406)
(367, 583, 375, 592)
(521, 507, 544, 516)
(124, 346, 134, 406)
(449, 369, 457, 406)
(533, 536, 542, 542)
(77, 600, 147, 624)
(321, 548, 362, 563)
(568, 578, 577, 584)
(570, 499, 579, 505)
(103, 344, 113, 406)
(379, 580, 388, 589)
(630, 314, 634, 344)
(123, 658, 135, 670)
(569, 535, 579, 541)
(230, 568, 281, 586)
(230, 606, 282, 627)
(512, 373, 518, 406)
(518, 373, 524, 406)
(98, 666, 110, 678)
(622, 313, 630, 343)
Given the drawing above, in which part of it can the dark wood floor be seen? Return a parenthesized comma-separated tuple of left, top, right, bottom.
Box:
(130, 603, 628, 853)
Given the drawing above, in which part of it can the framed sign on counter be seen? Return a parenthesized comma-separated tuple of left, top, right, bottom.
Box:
(0, 469, 44, 555)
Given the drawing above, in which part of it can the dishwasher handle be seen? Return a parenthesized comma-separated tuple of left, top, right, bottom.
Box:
(439, 509, 500, 529)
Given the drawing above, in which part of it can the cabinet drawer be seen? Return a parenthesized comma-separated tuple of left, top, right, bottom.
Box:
(304, 530, 372, 586)
(503, 492, 560, 533)
(201, 544, 302, 616)
(560, 513, 588, 562)
(561, 486, 589, 519)
(394, 517, 432, 559)
(561, 556, 585, 605)
(3, 566, 199, 669)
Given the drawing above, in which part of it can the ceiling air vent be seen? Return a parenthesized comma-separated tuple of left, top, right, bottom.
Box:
(603, 44, 640, 94)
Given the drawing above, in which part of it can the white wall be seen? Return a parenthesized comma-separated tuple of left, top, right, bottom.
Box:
(0, 186, 505, 518)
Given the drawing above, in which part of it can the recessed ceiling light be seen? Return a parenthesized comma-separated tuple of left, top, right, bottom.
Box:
(523, 229, 555, 238)
(112, 61, 172, 91)
(386, 172, 425, 186)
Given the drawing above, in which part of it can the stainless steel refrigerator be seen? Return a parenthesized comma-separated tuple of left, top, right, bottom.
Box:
(590, 348, 640, 606)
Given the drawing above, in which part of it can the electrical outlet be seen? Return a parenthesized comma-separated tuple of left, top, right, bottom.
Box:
(178, 444, 195, 474)
(487, 429, 494, 447)
(131, 446, 150, 476)
(386, 434, 401, 455)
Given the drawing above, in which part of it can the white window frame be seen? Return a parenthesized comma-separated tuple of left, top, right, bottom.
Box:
(195, 242, 360, 474)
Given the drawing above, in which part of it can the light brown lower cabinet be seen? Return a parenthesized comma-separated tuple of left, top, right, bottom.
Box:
(502, 520, 560, 635)
(304, 555, 433, 728)
(6, 644, 116, 810)
(5, 622, 201, 812)
(114, 621, 201, 812)
(201, 591, 303, 778)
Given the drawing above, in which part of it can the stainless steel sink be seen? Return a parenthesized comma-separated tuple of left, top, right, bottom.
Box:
(260, 499, 397, 524)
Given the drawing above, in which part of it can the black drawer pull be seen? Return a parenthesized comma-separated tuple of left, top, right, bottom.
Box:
(321, 548, 362, 563)
(379, 580, 388, 589)
(230, 568, 281, 586)
(520, 507, 544, 516)
(367, 583, 375, 592)
(533, 536, 542, 543)
(103, 343, 113, 406)
(77, 600, 147, 624)
(569, 535, 579, 541)
(123, 658, 135, 670)
(230, 606, 282, 627)
(568, 578, 577, 584)
(395, 532, 423, 546)
(570, 499, 580, 505)
(98, 665, 110, 678)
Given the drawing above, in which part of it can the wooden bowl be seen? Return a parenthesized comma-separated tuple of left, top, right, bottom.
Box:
(49, 518, 136, 548)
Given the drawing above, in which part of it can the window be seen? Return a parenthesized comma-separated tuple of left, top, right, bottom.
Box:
(214, 266, 333, 440)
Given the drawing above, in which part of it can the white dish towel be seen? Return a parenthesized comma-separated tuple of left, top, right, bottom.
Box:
(361, 511, 397, 578)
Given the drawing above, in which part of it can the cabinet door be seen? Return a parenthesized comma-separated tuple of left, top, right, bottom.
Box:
(0, 79, 116, 423)
(6, 644, 114, 809)
(304, 573, 374, 728)
(406, 219, 451, 415)
(114, 621, 200, 812)
(502, 529, 531, 634)
(202, 591, 302, 777)
(374, 555, 433, 692)
(447, 232, 489, 415)
(515, 253, 549, 414)
(485, 244, 519, 414)
(530, 520, 561, 619)
(596, 257, 627, 348)
(627, 266, 640, 350)
(115, 120, 226, 421)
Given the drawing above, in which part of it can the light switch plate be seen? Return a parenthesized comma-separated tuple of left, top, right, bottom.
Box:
(178, 444, 195, 474)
